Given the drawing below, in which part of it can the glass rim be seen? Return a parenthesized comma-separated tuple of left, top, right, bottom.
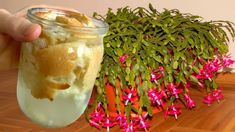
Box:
(27, 7, 109, 35)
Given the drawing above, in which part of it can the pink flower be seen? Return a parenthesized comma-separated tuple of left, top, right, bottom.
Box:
(150, 72, 162, 82)
(150, 67, 164, 83)
(203, 93, 215, 106)
(124, 121, 136, 132)
(89, 119, 101, 129)
(184, 94, 196, 109)
(90, 110, 104, 122)
(185, 81, 191, 92)
(212, 89, 224, 102)
(167, 83, 183, 98)
(165, 104, 182, 120)
(123, 88, 137, 105)
(203, 89, 224, 105)
(88, 97, 93, 106)
(222, 54, 234, 67)
(199, 58, 204, 63)
(102, 116, 115, 132)
(214, 47, 218, 52)
(186, 81, 191, 89)
(89, 104, 104, 129)
(196, 69, 213, 81)
(147, 88, 165, 106)
(116, 114, 128, 128)
(134, 114, 150, 131)
(198, 82, 205, 88)
(195, 57, 222, 81)
(204, 58, 221, 72)
(191, 59, 196, 66)
(97, 102, 103, 110)
(119, 54, 129, 64)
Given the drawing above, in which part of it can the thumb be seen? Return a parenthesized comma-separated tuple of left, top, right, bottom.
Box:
(0, 9, 41, 41)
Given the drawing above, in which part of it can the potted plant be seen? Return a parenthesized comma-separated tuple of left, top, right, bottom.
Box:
(88, 4, 235, 131)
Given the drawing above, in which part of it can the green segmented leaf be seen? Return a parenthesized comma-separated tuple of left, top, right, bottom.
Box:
(125, 103, 132, 118)
(173, 61, 179, 69)
(116, 48, 123, 56)
(174, 52, 181, 61)
(153, 55, 163, 63)
(192, 66, 200, 74)
(189, 75, 199, 83)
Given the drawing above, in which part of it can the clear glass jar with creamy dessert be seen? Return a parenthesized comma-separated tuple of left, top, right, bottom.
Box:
(16, 7, 108, 128)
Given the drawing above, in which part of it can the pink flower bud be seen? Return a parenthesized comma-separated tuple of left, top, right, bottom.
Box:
(203, 93, 215, 106)
(102, 116, 115, 132)
(212, 89, 224, 103)
(185, 81, 191, 92)
(90, 110, 104, 123)
(165, 104, 182, 120)
(97, 102, 103, 110)
(89, 119, 101, 129)
(191, 59, 196, 66)
(184, 94, 196, 109)
(222, 54, 234, 68)
(116, 114, 127, 128)
(199, 58, 204, 63)
(147, 88, 165, 106)
(124, 121, 136, 132)
(198, 82, 205, 88)
(119, 54, 129, 63)
(214, 48, 218, 52)
(150, 72, 161, 82)
(150, 67, 164, 82)
(167, 83, 182, 98)
(88, 96, 93, 106)
(137, 116, 150, 131)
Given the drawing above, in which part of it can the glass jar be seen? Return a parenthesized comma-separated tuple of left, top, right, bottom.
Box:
(16, 7, 108, 128)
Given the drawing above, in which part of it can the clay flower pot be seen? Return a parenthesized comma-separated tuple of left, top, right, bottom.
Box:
(105, 81, 163, 117)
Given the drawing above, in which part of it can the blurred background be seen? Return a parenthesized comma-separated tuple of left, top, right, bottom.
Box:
(1, 0, 235, 71)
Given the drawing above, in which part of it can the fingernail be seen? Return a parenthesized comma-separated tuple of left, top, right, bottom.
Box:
(22, 23, 37, 36)
(22, 24, 41, 41)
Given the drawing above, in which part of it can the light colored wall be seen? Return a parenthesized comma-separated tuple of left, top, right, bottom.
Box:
(1, 0, 235, 71)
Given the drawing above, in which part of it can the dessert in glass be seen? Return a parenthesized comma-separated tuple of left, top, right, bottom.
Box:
(16, 7, 108, 128)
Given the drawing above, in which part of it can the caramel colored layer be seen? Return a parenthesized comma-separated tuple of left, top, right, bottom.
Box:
(34, 45, 77, 76)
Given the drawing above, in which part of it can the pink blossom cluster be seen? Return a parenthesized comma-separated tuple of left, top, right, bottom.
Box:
(89, 53, 233, 130)
(203, 89, 224, 106)
(89, 103, 150, 132)
(196, 54, 234, 81)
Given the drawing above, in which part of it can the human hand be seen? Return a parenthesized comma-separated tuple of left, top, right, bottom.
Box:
(0, 9, 41, 70)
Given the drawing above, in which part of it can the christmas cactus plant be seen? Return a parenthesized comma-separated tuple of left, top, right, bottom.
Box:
(88, 4, 235, 131)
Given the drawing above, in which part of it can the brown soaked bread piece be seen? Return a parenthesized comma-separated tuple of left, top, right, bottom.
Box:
(56, 12, 95, 27)
(30, 45, 77, 101)
(35, 10, 94, 27)
(31, 75, 70, 101)
(56, 16, 83, 26)
(40, 30, 69, 46)
(68, 12, 90, 25)
(35, 11, 52, 19)
(33, 45, 77, 76)
(36, 10, 96, 46)
(39, 30, 56, 45)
